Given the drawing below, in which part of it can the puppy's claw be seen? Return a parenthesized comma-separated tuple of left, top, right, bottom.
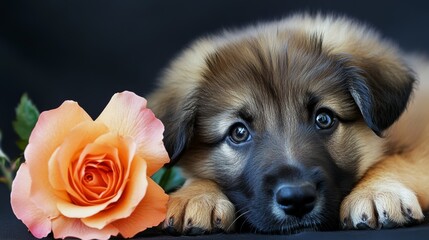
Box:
(355, 212, 379, 229)
(164, 226, 180, 236)
(356, 222, 371, 230)
(215, 217, 222, 226)
(186, 218, 193, 227)
(341, 219, 347, 229)
(167, 216, 174, 227)
(361, 213, 368, 222)
(380, 219, 399, 229)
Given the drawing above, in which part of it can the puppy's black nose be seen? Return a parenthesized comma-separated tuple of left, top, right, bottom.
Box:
(275, 183, 317, 217)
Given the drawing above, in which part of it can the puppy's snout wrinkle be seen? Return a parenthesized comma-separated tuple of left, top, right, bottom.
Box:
(275, 182, 317, 217)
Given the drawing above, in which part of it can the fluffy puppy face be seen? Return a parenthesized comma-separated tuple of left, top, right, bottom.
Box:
(148, 14, 415, 233)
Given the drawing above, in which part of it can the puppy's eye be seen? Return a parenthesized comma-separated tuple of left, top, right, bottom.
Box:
(315, 109, 336, 130)
(229, 123, 251, 144)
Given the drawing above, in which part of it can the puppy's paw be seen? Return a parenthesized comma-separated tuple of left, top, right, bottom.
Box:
(162, 179, 235, 235)
(340, 180, 424, 230)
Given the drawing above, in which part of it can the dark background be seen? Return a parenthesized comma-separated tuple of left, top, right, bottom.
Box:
(1, 0, 429, 239)
(1, 0, 429, 157)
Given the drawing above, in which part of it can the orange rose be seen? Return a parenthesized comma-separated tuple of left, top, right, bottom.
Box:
(10, 91, 170, 239)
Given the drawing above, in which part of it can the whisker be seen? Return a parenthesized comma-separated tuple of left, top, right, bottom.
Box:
(227, 209, 250, 232)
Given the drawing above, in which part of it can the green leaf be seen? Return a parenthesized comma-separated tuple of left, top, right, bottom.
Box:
(0, 156, 6, 168)
(151, 167, 166, 184)
(12, 93, 39, 151)
(11, 156, 23, 172)
(0, 156, 12, 189)
(163, 167, 186, 193)
(159, 167, 173, 189)
(15, 139, 28, 151)
(151, 166, 185, 193)
(0, 130, 9, 161)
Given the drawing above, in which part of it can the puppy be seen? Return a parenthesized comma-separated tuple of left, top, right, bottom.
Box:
(147, 13, 429, 234)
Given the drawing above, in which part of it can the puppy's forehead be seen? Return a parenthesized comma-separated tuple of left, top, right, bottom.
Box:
(198, 33, 354, 125)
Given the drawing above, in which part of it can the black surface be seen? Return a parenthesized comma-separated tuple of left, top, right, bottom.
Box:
(1, 183, 429, 240)
(1, 0, 429, 239)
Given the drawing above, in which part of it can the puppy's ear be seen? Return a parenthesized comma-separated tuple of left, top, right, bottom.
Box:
(344, 56, 416, 136)
(148, 89, 197, 166)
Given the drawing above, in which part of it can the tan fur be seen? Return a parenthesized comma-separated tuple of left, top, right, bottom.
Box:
(148, 13, 428, 234)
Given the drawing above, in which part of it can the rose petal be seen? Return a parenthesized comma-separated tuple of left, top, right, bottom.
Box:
(52, 216, 118, 240)
(57, 199, 113, 220)
(133, 108, 170, 176)
(112, 177, 169, 238)
(92, 133, 137, 195)
(26, 101, 92, 218)
(11, 164, 51, 238)
(95, 91, 169, 175)
(56, 134, 137, 219)
(48, 121, 108, 193)
(82, 155, 148, 229)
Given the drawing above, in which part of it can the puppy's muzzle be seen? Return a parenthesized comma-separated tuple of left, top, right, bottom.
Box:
(275, 182, 317, 217)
